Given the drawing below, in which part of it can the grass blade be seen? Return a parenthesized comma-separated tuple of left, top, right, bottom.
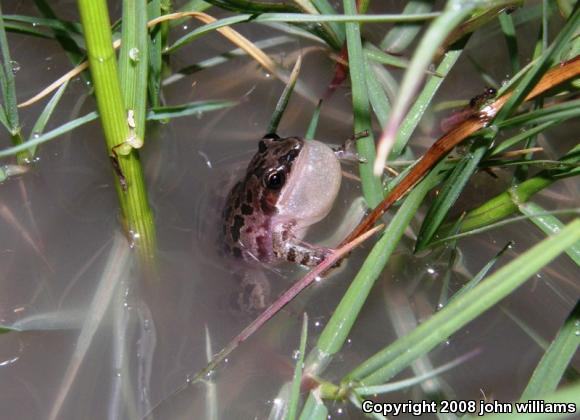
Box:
(28, 81, 69, 157)
(33, 0, 85, 64)
(518, 202, 580, 266)
(415, 137, 490, 251)
(147, 99, 237, 120)
(391, 41, 465, 157)
(493, 4, 580, 124)
(343, 0, 383, 208)
(305, 99, 322, 139)
(520, 300, 580, 401)
(374, 4, 475, 174)
(287, 313, 308, 420)
(347, 219, 580, 386)
(78, 0, 156, 262)
(267, 55, 301, 135)
(380, 0, 435, 53)
(498, 10, 519, 74)
(119, 0, 149, 149)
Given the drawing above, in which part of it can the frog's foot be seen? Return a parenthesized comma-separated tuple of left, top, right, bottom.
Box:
(272, 231, 337, 267)
(232, 269, 272, 315)
(333, 131, 368, 164)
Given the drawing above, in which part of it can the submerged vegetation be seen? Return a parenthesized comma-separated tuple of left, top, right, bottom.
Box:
(0, 0, 579, 418)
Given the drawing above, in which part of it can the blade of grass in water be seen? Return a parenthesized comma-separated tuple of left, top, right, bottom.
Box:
(305, 99, 322, 139)
(498, 10, 520, 74)
(520, 300, 580, 401)
(380, 0, 434, 53)
(363, 50, 391, 128)
(77, 0, 156, 262)
(391, 42, 466, 157)
(147, 0, 163, 107)
(119, 0, 149, 149)
(346, 219, 580, 386)
(0, 100, 236, 158)
(448, 241, 513, 304)
(28, 81, 69, 157)
(343, 0, 383, 208)
(287, 313, 308, 420)
(415, 136, 492, 252)
(445, 143, 580, 235)
(298, 391, 327, 420)
(374, 3, 475, 174)
(493, 5, 580, 124)
(267, 55, 302, 135)
(167, 12, 441, 53)
(33, 0, 85, 64)
(518, 202, 580, 266)
(0, 5, 30, 164)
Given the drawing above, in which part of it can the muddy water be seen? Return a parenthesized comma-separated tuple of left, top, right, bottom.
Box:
(0, 1, 578, 419)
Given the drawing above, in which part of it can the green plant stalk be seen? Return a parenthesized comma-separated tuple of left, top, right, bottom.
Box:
(0, 5, 30, 164)
(447, 141, 580, 234)
(287, 313, 308, 420)
(119, 0, 149, 141)
(520, 300, 580, 401)
(77, 0, 156, 261)
(347, 219, 580, 386)
(519, 202, 580, 266)
(343, 0, 383, 208)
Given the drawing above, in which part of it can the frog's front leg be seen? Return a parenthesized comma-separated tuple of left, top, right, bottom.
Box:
(272, 228, 332, 267)
(333, 130, 368, 164)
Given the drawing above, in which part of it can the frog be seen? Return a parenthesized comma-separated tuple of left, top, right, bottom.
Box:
(221, 133, 343, 268)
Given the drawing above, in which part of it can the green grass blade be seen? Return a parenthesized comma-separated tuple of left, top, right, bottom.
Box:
(497, 99, 580, 128)
(167, 13, 441, 53)
(348, 219, 580, 386)
(415, 139, 490, 251)
(491, 120, 556, 155)
(431, 209, 580, 247)
(0, 5, 20, 133)
(448, 241, 512, 304)
(33, 0, 85, 64)
(267, 56, 301, 135)
(446, 143, 580, 235)
(28, 81, 69, 157)
(297, 392, 327, 420)
(147, 100, 237, 120)
(380, 0, 434, 53)
(375, 4, 475, 173)
(287, 313, 308, 420)
(364, 51, 391, 128)
(498, 10, 519, 74)
(0, 100, 236, 158)
(311, 0, 345, 43)
(519, 202, 580, 266)
(520, 300, 580, 401)
(78, 0, 156, 262)
(3, 21, 53, 40)
(493, 5, 580, 124)
(147, 0, 163, 107)
(343, 0, 383, 208)
(119, 0, 149, 145)
(305, 99, 322, 139)
(391, 42, 465, 157)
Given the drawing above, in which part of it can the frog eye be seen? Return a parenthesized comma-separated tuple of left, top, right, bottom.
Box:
(264, 169, 286, 190)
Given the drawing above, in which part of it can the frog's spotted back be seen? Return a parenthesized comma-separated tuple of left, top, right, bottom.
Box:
(221, 136, 304, 263)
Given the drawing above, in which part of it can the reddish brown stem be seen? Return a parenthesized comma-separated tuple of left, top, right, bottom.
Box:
(341, 56, 580, 246)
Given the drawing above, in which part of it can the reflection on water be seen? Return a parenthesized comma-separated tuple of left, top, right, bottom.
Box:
(0, 1, 579, 419)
